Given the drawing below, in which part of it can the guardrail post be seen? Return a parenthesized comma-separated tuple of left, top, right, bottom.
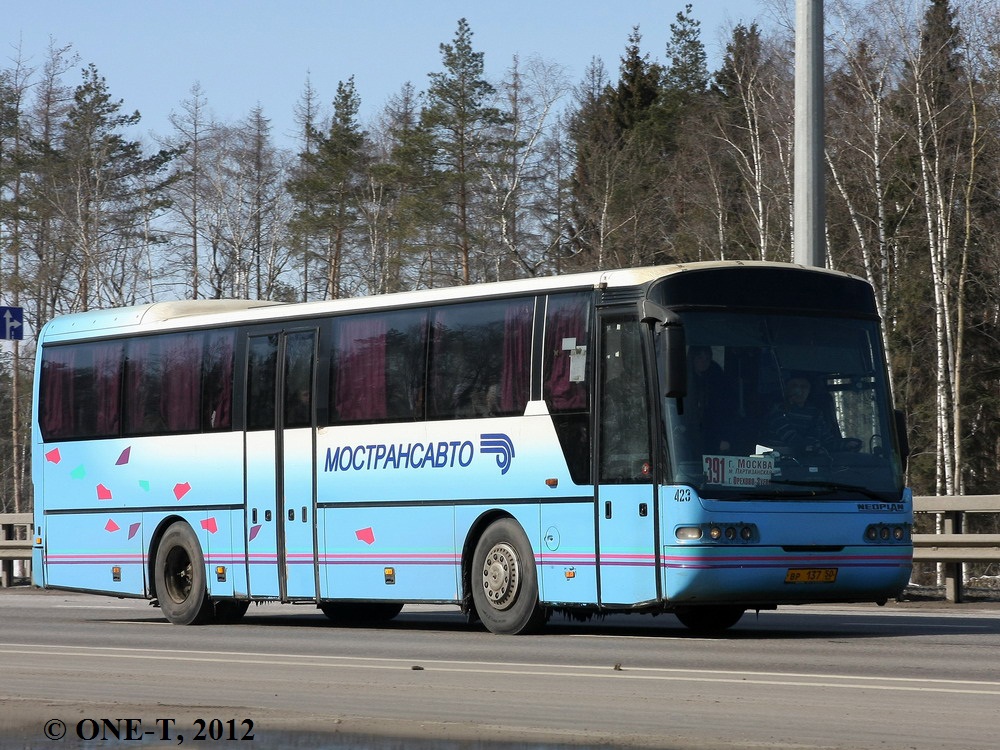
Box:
(1, 522, 13, 588)
(942, 510, 963, 604)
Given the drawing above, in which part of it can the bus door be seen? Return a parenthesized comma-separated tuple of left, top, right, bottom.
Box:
(595, 312, 659, 606)
(245, 329, 318, 601)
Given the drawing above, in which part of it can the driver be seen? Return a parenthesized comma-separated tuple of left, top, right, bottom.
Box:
(764, 375, 860, 456)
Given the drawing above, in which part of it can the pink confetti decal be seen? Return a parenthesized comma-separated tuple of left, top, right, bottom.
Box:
(355, 527, 375, 545)
(116, 447, 131, 465)
(128, 523, 141, 540)
(201, 517, 218, 534)
(96, 484, 113, 501)
(173, 482, 191, 501)
(105, 519, 120, 533)
(45, 448, 61, 464)
(248, 525, 261, 542)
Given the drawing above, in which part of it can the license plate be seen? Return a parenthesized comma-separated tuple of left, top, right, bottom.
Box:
(785, 568, 838, 583)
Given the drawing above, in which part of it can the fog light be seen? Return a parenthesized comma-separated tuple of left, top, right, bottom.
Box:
(675, 527, 703, 540)
(740, 526, 754, 541)
(709, 526, 723, 540)
(866, 526, 879, 541)
(893, 526, 905, 541)
(725, 527, 737, 540)
(880, 527, 890, 540)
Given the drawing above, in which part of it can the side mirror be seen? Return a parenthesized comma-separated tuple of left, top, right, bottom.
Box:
(639, 299, 686, 397)
(894, 409, 909, 472)
(661, 321, 687, 398)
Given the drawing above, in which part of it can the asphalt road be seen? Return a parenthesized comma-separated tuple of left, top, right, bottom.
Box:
(1, 589, 999, 749)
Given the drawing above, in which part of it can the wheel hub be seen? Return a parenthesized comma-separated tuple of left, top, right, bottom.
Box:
(164, 547, 193, 604)
(481, 542, 520, 610)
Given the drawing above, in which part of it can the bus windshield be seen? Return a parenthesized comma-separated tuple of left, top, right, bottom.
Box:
(660, 310, 904, 502)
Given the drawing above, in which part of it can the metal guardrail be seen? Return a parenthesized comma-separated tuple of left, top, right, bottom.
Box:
(0, 512, 32, 587)
(912, 495, 1000, 603)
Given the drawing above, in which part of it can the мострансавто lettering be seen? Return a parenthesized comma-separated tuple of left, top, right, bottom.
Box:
(324, 441, 476, 472)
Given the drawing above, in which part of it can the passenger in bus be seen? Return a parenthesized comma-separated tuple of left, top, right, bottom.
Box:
(688, 345, 735, 454)
(764, 375, 861, 456)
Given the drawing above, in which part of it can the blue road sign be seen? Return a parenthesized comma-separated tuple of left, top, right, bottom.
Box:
(1, 306, 24, 340)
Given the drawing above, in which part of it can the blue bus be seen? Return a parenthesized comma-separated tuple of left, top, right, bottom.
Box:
(31, 262, 912, 633)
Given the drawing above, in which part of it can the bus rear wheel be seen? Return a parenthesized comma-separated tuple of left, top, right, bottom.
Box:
(154, 522, 212, 625)
(471, 518, 545, 635)
(674, 605, 745, 633)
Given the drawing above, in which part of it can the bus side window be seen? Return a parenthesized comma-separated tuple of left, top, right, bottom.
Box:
(427, 298, 531, 420)
(39, 341, 124, 441)
(203, 330, 235, 430)
(329, 310, 428, 425)
(541, 293, 592, 484)
(543, 292, 590, 411)
(123, 333, 205, 436)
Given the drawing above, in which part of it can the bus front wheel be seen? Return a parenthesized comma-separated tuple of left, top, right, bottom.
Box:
(471, 518, 545, 635)
(153, 522, 212, 625)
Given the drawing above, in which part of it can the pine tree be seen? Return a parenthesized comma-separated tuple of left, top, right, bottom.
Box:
(422, 18, 505, 285)
(664, 4, 709, 97)
(289, 78, 369, 299)
(373, 83, 449, 292)
(36, 63, 177, 310)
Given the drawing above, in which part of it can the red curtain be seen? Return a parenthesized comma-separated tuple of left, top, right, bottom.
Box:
(500, 301, 532, 414)
(544, 293, 590, 412)
(334, 317, 388, 421)
(162, 334, 201, 432)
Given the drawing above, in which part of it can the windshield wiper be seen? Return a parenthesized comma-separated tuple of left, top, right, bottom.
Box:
(723, 486, 827, 499)
(770, 479, 886, 501)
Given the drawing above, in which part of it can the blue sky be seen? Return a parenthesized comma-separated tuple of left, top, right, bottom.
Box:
(8, 1, 770, 149)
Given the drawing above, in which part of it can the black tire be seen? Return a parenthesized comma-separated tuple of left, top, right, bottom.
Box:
(319, 602, 404, 624)
(674, 605, 744, 633)
(153, 522, 212, 625)
(213, 599, 250, 624)
(471, 518, 545, 635)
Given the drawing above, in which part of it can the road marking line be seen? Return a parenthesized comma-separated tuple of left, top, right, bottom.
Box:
(3, 643, 1000, 696)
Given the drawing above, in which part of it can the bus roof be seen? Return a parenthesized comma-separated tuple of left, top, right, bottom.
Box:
(37, 261, 857, 343)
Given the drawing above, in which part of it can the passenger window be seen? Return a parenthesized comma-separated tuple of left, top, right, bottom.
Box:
(329, 309, 428, 424)
(428, 298, 533, 420)
(202, 331, 235, 431)
(543, 292, 590, 412)
(544, 292, 592, 484)
(125, 333, 204, 436)
(39, 340, 124, 441)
